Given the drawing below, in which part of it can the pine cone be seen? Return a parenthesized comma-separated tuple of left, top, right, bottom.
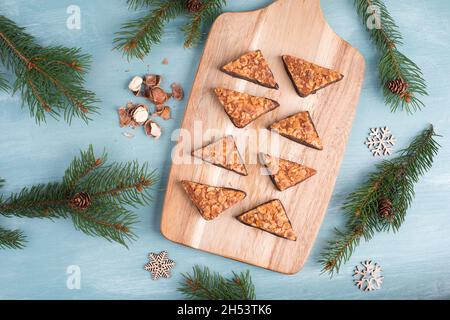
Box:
(187, 0, 203, 13)
(69, 192, 92, 211)
(378, 197, 393, 219)
(386, 78, 409, 95)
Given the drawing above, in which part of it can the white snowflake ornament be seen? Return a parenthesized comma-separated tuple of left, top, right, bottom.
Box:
(365, 127, 396, 156)
(144, 251, 175, 280)
(353, 260, 384, 292)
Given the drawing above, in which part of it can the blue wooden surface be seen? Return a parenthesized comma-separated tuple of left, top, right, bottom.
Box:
(0, 0, 449, 300)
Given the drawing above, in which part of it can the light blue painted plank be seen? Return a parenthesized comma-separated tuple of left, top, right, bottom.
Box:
(0, 0, 449, 300)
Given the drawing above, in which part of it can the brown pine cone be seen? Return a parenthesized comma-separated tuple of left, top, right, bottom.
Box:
(378, 197, 393, 219)
(187, 0, 203, 13)
(386, 78, 409, 95)
(69, 192, 92, 211)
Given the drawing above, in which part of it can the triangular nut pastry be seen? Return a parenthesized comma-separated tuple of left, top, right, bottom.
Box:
(221, 50, 279, 89)
(282, 55, 344, 97)
(192, 135, 248, 176)
(237, 199, 297, 241)
(181, 181, 246, 220)
(214, 87, 279, 128)
(269, 111, 323, 150)
(260, 153, 317, 191)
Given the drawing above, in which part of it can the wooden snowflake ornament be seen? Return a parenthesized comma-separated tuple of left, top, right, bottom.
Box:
(144, 251, 175, 280)
(353, 260, 384, 292)
(365, 127, 396, 156)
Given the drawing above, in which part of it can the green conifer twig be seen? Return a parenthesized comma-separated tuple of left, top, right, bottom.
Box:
(114, 0, 186, 60)
(178, 265, 256, 300)
(320, 125, 440, 275)
(354, 0, 427, 113)
(114, 0, 227, 60)
(0, 72, 9, 91)
(0, 15, 98, 124)
(183, 0, 226, 48)
(0, 226, 26, 250)
(0, 145, 158, 249)
(0, 178, 27, 249)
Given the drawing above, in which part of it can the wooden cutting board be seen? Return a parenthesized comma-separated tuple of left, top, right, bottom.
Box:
(160, 0, 365, 274)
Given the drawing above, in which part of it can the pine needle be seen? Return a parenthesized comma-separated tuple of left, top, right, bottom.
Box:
(0, 179, 27, 249)
(0, 15, 99, 124)
(0, 226, 26, 249)
(354, 0, 427, 113)
(115, 0, 227, 59)
(127, 0, 160, 10)
(0, 145, 158, 249)
(0, 72, 9, 92)
(183, 0, 226, 48)
(320, 125, 441, 275)
(178, 265, 256, 300)
(114, 0, 187, 60)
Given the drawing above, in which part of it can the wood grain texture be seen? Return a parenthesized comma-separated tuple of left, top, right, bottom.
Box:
(161, 0, 365, 274)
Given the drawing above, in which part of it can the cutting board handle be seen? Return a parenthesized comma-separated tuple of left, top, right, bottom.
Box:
(271, 0, 326, 24)
(218, 0, 330, 40)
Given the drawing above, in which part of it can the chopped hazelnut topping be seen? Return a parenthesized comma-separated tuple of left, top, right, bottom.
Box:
(221, 50, 279, 89)
(282, 55, 343, 97)
(237, 199, 297, 241)
(214, 87, 279, 128)
(269, 111, 323, 150)
(181, 181, 246, 220)
(192, 136, 248, 176)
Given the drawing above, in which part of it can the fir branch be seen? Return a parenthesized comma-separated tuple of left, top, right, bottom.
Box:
(83, 161, 157, 208)
(0, 183, 70, 219)
(0, 72, 9, 91)
(0, 178, 26, 249)
(354, 0, 427, 113)
(126, 0, 159, 10)
(0, 15, 98, 124)
(0, 226, 26, 249)
(183, 0, 226, 48)
(70, 201, 138, 246)
(182, 14, 202, 49)
(320, 125, 440, 275)
(0, 145, 158, 249)
(231, 270, 256, 300)
(115, 0, 227, 59)
(114, 0, 186, 60)
(63, 145, 106, 190)
(179, 265, 256, 300)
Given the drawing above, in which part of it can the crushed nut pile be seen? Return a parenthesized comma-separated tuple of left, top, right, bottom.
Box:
(118, 73, 184, 140)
